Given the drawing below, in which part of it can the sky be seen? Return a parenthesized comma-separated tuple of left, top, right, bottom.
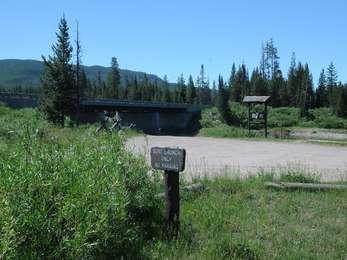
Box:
(1, 0, 347, 85)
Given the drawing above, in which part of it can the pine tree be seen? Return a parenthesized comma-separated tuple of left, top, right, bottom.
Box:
(303, 64, 315, 115)
(250, 68, 267, 96)
(96, 71, 103, 97)
(177, 74, 186, 103)
(315, 69, 328, 107)
(75, 21, 82, 124)
(259, 39, 280, 81)
(337, 85, 347, 117)
(41, 16, 76, 126)
(196, 64, 210, 104)
(123, 77, 130, 99)
(326, 62, 338, 108)
(211, 80, 218, 106)
(186, 75, 196, 104)
(232, 64, 249, 102)
(228, 63, 237, 100)
(287, 52, 298, 106)
(217, 75, 230, 124)
(161, 75, 171, 102)
(79, 69, 88, 97)
(106, 57, 121, 99)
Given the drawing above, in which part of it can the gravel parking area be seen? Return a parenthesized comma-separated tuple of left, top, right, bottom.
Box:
(127, 136, 347, 182)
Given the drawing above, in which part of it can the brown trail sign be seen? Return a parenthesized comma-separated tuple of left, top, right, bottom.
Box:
(151, 147, 186, 238)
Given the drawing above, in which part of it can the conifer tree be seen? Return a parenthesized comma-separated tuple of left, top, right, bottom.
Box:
(196, 64, 210, 104)
(106, 57, 121, 98)
(315, 69, 328, 107)
(161, 75, 171, 102)
(232, 64, 249, 102)
(217, 75, 230, 124)
(228, 63, 237, 100)
(337, 85, 347, 117)
(186, 75, 196, 104)
(211, 80, 218, 106)
(326, 62, 338, 108)
(41, 16, 76, 126)
(287, 52, 298, 106)
(250, 68, 268, 96)
(177, 74, 186, 103)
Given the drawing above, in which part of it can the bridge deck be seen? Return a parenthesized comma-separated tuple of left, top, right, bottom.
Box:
(80, 98, 191, 112)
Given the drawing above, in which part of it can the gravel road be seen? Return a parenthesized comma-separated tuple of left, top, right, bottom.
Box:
(127, 136, 347, 182)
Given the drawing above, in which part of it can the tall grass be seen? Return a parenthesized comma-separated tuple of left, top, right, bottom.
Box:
(146, 175, 347, 259)
(0, 107, 162, 258)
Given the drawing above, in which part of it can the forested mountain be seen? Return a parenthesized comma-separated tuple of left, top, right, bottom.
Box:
(0, 59, 165, 88)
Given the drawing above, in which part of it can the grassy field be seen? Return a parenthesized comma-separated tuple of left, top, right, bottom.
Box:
(1, 105, 346, 258)
(147, 176, 347, 259)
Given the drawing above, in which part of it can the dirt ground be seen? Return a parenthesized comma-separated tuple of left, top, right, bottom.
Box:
(127, 136, 347, 182)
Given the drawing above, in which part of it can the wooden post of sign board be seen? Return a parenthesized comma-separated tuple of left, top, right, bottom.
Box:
(248, 103, 251, 136)
(164, 170, 180, 237)
(265, 103, 268, 138)
(150, 147, 186, 239)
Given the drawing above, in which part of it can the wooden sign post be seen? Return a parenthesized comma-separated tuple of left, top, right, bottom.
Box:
(151, 147, 186, 238)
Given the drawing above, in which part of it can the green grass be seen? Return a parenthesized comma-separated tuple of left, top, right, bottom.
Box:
(0, 107, 162, 258)
(146, 176, 347, 259)
(199, 126, 257, 138)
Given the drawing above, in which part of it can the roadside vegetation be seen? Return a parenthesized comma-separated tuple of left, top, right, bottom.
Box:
(1, 105, 346, 258)
(147, 175, 347, 259)
(0, 105, 161, 258)
(199, 106, 347, 139)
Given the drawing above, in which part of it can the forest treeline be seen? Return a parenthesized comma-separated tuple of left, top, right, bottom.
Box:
(1, 16, 347, 125)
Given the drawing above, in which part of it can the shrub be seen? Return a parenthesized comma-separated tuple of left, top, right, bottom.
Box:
(200, 107, 225, 128)
(268, 107, 301, 127)
(308, 107, 347, 129)
(229, 102, 248, 127)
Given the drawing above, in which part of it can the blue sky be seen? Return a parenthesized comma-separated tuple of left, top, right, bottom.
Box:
(1, 0, 346, 85)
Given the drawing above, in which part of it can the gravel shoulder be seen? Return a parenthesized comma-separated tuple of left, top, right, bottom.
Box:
(127, 135, 347, 182)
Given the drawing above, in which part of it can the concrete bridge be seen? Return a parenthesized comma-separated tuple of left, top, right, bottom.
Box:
(0, 93, 201, 135)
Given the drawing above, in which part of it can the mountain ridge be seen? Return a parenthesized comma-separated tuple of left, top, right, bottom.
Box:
(0, 59, 165, 88)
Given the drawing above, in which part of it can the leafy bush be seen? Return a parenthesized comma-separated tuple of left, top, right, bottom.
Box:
(200, 107, 225, 128)
(0, 109, 162, 258)
(229, 102, 248, 127)
(268, 107, 301, 127)
(307, 107, 347, 129)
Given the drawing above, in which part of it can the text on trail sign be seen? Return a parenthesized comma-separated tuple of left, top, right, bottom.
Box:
(150, 147, 186, 172)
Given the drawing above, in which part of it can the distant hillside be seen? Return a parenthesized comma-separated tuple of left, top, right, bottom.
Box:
(0, 59, 165, 88)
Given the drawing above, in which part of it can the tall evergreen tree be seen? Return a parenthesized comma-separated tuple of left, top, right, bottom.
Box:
(228, 63, 237, 100)
(177, 74, 186, 103)
(337, 85, 347, 117)
(287, 52, 299, 106)
(232, 64, 249, 102)
(217, 75, 230, 124)
(250, 68, 267, 96)
(161, 75, 171, 102)
(211, 80, 218, 106)
(75, 21, 82, 125)
(106, 57, 121, 98)
(303, 64, 315, 115)
(41, 16, 76, 126)
(196, 64, 211, 105)
(186, 75, 196, 104)
(326, 62, 338, 108)
(96, 71, 103, 97)
(315, 69, 328, 107)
